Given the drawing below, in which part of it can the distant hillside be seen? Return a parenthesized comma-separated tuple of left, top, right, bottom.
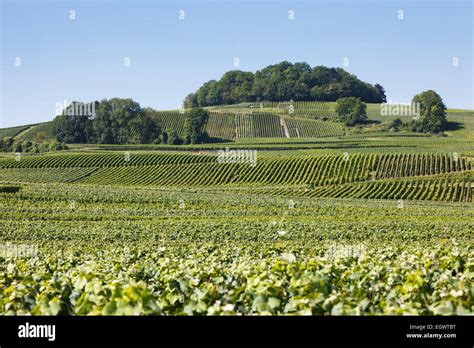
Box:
(2, 102, 473, 144)
(15, 122, 54, 141)
(184, 61, 386, 108)
(0, 124, 38, 139)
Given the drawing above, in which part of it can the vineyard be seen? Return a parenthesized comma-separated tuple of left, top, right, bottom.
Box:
(0, 124, 35, 139)
(234, 113, 283, 138)
(375, 153, 471, 178)
(0, 105, 473, 317)
(1, 0, 473, 323)
(0, 151, 472, 203)
(0, 167, 97, 183)
(285, 118, 345, 138)
(205, 112, 236, 140)
(0, 184, 472, 315)
(0, 152, 215, 169)
(144, 104, 347, 140)
(207, 101, 339, 119)
(151, 111, 186, 137)
(236, 178, 472, 202)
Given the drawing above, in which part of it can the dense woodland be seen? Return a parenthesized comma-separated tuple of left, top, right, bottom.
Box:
(184, 61, 387, 107)
(51, 99, 209, 145)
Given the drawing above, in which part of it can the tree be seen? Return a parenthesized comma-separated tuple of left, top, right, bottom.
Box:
(183, 94, 197, 109)
(53, 101, 97, 143)
(167, 130, 182, 145)
(388, 118, 403, 131)
(412, 90, 447, 133)
(184, 108, 209, 144)
(160, 130, 168, 144)
(91, 98, 144, 144)
(335, 97, 367, 126)
(1, 137, 15, 152)
(108, 98, 143, 143)
(129, 111, 161, 144)
(52, 114, 92, 143)
(374, 84, 387, 103)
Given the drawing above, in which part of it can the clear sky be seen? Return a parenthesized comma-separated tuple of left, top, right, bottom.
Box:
(1, 0, 472, 127)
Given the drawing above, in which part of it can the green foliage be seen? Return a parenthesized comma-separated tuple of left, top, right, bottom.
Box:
(160, 131, 168, 144)
(52, 114, 93, 144)
(335, 97, 367, 126)
(52, 99, 161, 145)
(0, 137, 67, 154)
(1, 152, 470, 203)
(285, 118, 344, 138)
(0, 184, 472, 315)
(0, 137, 14, 152)
(388, 118, 403, 131)
(412, 90, 447, 133)
(0, 185, 21, 193)
(374, 84, 387, 103)
(185, 62, 386, 107)
(129, 112, 161, 144)
(184, 108, 209, 144)
(167, 130, 182, 145)
(149, 111, 186, 138)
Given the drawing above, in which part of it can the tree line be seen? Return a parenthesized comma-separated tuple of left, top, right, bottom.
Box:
(184, 61, 387, 108)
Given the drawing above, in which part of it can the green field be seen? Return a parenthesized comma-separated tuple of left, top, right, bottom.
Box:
(0, 101, 473, 315)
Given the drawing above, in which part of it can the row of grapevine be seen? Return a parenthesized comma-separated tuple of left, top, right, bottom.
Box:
(77, 154, 376, 187)
(234, 113, 284, 138)
(252, 113, 283, 137)
(272, 101, 338, 119)
(209, 101, 337, 120)
(285, 118, 344, 138)
(207, 101, 338, 119)
(3, 152, 469, 181)
(152, 111, 186, 137)
(205, 112, 236, 140)
(0, 167, 98, 183)
(227, 112, 342, 138)
(375, 153, 471, 179)
(235, 114, 255, 138)
(245, 179, 472, 203)
(0, 152, 215, 169)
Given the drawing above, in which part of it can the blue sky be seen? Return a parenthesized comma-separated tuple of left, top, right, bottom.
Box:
(1, 0, 472, 127)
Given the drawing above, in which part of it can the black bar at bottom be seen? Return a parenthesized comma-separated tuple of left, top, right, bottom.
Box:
(0, 316, 472, 346)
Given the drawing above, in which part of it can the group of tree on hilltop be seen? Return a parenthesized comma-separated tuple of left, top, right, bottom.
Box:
(184, 61, 387, 108)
